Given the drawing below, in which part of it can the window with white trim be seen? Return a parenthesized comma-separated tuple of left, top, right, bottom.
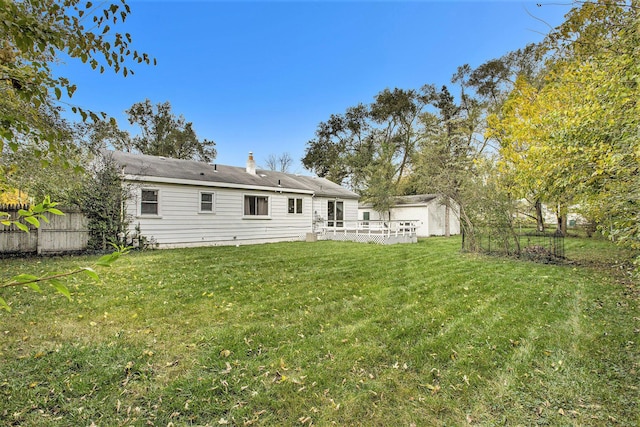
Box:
(288, 197, 303, 214)
(200, 191, 215, 213)
(244, 195, 269, 216)
(141, 189, 159, 215)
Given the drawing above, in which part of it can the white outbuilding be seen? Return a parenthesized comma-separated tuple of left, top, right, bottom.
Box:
(358, 194, 460, 238)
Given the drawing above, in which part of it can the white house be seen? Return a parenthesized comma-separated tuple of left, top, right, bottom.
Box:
(358, 194, 460, 237)
(110, 151, 359, 248)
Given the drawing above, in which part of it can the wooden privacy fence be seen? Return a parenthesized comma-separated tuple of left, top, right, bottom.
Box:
(0, 204, 89, 255)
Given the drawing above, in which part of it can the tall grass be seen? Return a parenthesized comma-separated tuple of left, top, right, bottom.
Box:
(1, 237, 637, 426)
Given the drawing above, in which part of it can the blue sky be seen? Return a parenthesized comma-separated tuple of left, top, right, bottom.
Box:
(57, 0, 574, 173)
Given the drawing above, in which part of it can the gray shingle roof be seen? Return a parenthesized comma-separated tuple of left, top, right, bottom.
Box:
(358, 194, 438, 208)
(394, 194, 438, 205)
(108, 151, 359, 199)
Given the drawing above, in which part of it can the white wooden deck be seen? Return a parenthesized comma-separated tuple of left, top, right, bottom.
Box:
(319, 220, 418, 245)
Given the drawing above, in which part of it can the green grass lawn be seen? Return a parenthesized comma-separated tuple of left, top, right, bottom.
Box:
(1, 237, 638, 426)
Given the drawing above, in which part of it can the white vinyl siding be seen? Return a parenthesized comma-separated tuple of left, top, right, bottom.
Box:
(126, 183, 316, 247)
(312, 197, 358, 230)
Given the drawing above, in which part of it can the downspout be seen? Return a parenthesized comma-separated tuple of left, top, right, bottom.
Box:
(311, 193, 315, 233)
(426, 205, 430, 237)
(445, 203, 451, 238)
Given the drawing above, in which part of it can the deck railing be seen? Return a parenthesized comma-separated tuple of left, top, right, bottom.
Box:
(322, 220, 418, 238)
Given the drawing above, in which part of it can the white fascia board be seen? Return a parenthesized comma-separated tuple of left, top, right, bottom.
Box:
(123, 174, 315, 195)
(359, 203, 429, 209)
(393, 203, 431, 208)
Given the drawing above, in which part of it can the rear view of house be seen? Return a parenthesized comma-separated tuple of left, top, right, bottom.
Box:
(111, 151, 359, 248)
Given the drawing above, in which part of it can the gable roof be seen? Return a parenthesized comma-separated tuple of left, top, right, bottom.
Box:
(108, 150, 359, 199)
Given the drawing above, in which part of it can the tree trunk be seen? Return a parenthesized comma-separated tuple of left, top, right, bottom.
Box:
(535, 199, 545, 232)
(459, 204, 476, 251)
(556, 203, 567, 236)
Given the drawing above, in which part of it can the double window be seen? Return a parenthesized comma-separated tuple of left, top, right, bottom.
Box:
(288, 198, 303, 214)
(141, 189, 159, 215)
(244, 195, 269, 217)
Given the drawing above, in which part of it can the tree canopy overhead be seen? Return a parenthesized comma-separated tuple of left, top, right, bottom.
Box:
(0, 0, 154, 163)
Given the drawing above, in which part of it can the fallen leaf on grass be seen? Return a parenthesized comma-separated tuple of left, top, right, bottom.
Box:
(422, 383, 441, 394)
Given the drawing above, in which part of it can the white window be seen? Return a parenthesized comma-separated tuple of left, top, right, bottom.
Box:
(141, 189, 159, 215)
(200, 192, 215, 213)
(244, 195, 269, 217)
(288, 197, 303, 214)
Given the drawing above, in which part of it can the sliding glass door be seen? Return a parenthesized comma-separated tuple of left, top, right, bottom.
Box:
(327, 200, 344, 227)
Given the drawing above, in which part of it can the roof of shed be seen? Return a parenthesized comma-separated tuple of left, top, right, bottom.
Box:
(358, 194, 439, 208)
(108, 150, 359, 199)
(395, 194, 438, 205)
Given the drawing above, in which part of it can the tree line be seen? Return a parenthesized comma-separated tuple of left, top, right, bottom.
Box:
(1, 0, 638, 263)
(303, 0, 639, 259)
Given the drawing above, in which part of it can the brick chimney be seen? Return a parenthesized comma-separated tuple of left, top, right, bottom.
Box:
(246, 151, 256, 175)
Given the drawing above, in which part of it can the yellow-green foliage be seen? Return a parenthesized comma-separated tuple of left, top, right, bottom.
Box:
(490, 1, 640, 250)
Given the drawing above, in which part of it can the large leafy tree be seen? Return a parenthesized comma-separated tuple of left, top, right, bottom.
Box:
(0, 0, 154, 165)
(452, 45, 551, 230)
(412, 85, 480, 237)
(303, 87, 435, 215)
(88, 100, 216, 162)
(127, 100, 216, 162)
(302, 103, 370, 185)
(1, 125, 85, 205)
(491, 1, 639, 245)
(81, 118, 134, 154)
(488, 75, 575, 234)
(411, 48, 543, 239)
